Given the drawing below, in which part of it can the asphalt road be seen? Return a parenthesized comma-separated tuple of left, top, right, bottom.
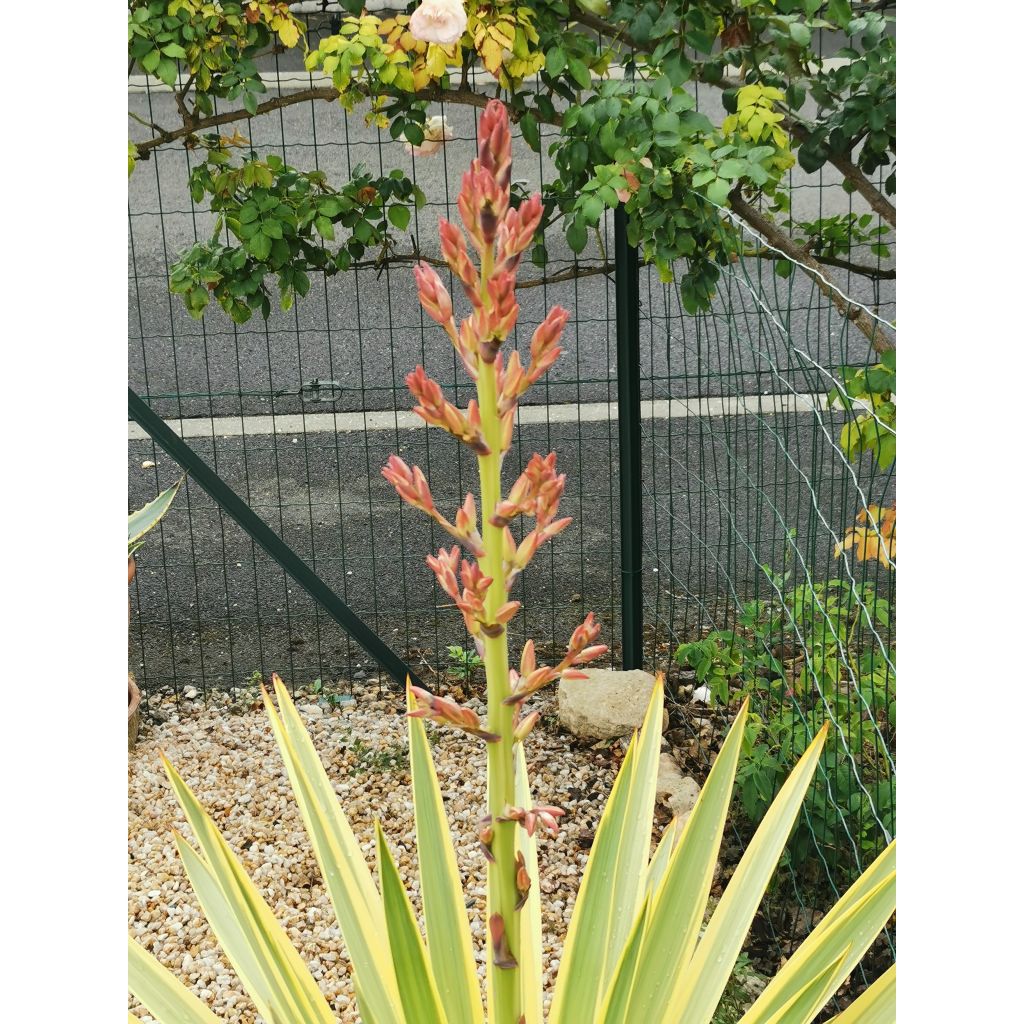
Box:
(128, 65, 896, 694)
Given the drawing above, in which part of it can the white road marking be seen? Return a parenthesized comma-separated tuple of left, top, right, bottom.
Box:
(128, 392, 833, 441)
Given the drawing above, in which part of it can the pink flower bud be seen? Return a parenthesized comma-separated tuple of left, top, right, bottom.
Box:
(406, 366, 490, 454)
(413, 262, 453, 326)
(513, 709, 540, 743)
(408, 684, 500, 742)
(439, 218, 480, 303)
(496, 193, 543, 272)
(478, 99, 512, 192)
(489, 913, 518, 970)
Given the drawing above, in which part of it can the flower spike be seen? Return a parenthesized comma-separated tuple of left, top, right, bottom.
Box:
(408, 684, 500, 742)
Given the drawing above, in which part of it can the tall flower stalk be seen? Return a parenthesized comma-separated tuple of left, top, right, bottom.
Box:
(383, 100, 606, 1021)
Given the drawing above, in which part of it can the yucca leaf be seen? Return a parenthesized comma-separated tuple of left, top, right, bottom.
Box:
(407, 683, 484, 1024)
(128, 476, 184, 554)
(825, 964, 895, 1024)
(375, 820, 446, 1024)
(660, 723, 830, 1024)
(741, 842, 895, 1024)
(515, 743, 544, 1024)
(162, 759, 335, 1024)
(643, 815, 682, 904)
(611, 700, 749, 1023)
(550, 677, 664, 1024)
(265, 678, 404, 1023)
(596, 893, 650, 1024)
(128, 935, 223, 1024)
(129, 1014, 145, 1024)
(753, 949, 851, 1024)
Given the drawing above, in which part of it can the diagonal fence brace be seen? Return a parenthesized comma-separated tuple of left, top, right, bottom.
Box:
(129, 388, 421, 689)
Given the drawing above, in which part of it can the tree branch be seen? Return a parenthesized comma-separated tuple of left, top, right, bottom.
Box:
(133, 84, 519, 158)
(729, 190, 894, 354)
(783, 120, 896, 226)
(744, 248, 896, 280)
(342, 251, 612, 290)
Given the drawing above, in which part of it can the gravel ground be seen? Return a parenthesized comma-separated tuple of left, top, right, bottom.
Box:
(128, 683, 629, 1023)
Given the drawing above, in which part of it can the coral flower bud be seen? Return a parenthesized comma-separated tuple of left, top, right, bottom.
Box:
(413, 262, 453, 325)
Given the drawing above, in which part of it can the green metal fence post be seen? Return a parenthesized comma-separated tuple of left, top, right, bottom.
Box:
(614, 206, 643, 669)
(128, 388, 422, 689)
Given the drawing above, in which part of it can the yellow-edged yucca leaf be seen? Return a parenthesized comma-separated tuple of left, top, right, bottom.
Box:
(162, 758, 335, 1024)
(826, 964, 895, 1024)
(597, 892, 650, 1024)
(612, 700, 750, 1023)
(375, 820, 446, 1024)
(550, 677, 664, 1024)
(264, 678, 404, 1024)
(407, 683, 485, 1024)
(741, 841, 895, 1024)
(643, 815, 681, 904)
(755, 949, 851, 1024)
(129, 1014, 144, 1024)
(128, 935, 223, 1024)
(515, 743, 544, 1024)
(659, 723, 830, 1024)
(128, 476, 184, 553)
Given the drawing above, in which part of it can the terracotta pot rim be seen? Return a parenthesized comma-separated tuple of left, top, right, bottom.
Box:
(129, 674, 142, 718)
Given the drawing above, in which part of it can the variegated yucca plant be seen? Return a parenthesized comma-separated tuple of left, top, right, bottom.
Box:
(129, 101, 895, 1024)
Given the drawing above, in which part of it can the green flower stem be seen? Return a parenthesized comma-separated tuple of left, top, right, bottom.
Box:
(476, 244, 521, 1023)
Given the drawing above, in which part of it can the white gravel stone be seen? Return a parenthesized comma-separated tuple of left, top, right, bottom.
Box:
(129, 684, 630, 1022)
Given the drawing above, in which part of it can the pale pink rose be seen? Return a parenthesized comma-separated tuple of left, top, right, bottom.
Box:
(409, 0, 468, 45)
(404, 115, 454, 157)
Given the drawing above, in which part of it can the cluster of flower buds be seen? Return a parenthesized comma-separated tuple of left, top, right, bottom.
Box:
(406, 366, 489, 454)
(496, 307, 570, 420)
(503, 615, 609, 706)
(408, 684, 500, 742)
(492, 453, 565, 527)
(382, 456, 484, 557)
(426, 545, 520, 639)
(499, 802, 565, 838)
(410, 99, 561, 405)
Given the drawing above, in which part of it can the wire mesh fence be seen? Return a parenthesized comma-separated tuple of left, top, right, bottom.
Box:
(129, 5, 895, 991)
(638, 209, 895, 977)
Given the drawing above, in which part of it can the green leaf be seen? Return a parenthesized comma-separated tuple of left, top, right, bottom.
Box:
(407, 688, 484, 1024)
(141, 49, 161, 74)
(521, 112, 540, 153)
(387, 205, 411, 231)
(249, 233, 271, 260)
(549, 681, 664, 1024)
(566, 219, 588, 254)
(706, 178, 731, 206)
(546, 47, 567, 78)
(717, 158, 747, 179)
(375, 822, 446, 1024)
(261, 682, 402, 1022)
(825, 964, 894, 1024)
(789, 22, 813, 47)
(129, 937, 223, 1024)
(242, 90, 259, 116)
(162, 43, 188, 59)
(567, 58, 592, 90)
(129, 477, 184, 553)
(156, 58, 179, 86)
(613, 701, 750, 1022)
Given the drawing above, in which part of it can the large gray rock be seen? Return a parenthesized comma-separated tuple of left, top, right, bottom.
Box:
(558, 668, 661, 740)
(657, 753, 701, 823)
